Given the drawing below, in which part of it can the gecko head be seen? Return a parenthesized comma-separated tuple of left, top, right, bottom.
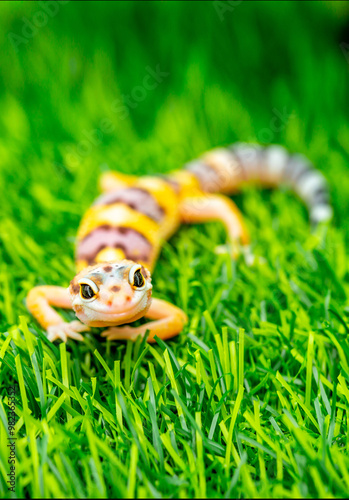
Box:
(69, 260, 153, 327)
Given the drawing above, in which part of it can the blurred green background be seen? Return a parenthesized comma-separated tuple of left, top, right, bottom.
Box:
(1, 2, 349, 498)
(0, 1, 348, 286)
(1, 1, 349, 248)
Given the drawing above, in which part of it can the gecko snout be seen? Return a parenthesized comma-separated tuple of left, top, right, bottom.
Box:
(104, 283, 134, 309)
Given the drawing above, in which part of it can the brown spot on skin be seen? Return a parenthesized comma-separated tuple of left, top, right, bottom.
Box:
(93, 187, 165, 222)
(70, 281, 80, 295)
(126, 296, 131, 302)
(107, 300, 113, 307)
(103, 265, 113, 272)
(75, 305, 83, 313)
(110, 285, 121, 292)
(77, 225, 152, 266)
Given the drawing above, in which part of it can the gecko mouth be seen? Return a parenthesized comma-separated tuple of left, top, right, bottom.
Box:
(79, 304, 138, 317)
(76, 296, 150, 318)
(75, 298, 152, 328)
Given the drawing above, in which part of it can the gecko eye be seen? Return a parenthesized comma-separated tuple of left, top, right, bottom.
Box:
(133, 270, 144, 288)
(80, 284, 95, 299)
(78, 278, 99, 301)
(129, 265, 145, 289)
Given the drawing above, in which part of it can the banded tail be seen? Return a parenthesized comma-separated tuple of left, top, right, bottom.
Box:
(185, 143, 333, 225)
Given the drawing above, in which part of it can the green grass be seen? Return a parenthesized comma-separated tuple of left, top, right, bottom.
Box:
(1, 1, 349, 498)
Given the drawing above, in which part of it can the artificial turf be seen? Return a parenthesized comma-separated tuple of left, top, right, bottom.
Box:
(1, 1, 349, 498)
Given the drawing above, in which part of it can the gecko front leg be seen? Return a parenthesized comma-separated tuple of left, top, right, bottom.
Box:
(100, 298, 187, 343)
(26, 286, 89, 342)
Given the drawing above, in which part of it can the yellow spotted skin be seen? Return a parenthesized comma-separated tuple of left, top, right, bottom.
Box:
(77, 204, 160, 246)
(77, 142, 333, 276)
(135, 176, 182, 239)
(169, 170, 202, 198)
(76, 173, 200, 273)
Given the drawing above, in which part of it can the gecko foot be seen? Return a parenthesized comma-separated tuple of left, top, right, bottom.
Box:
(46, 320, 89, 342)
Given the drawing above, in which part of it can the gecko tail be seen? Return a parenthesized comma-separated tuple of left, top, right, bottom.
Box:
(185, 143, 333, 226)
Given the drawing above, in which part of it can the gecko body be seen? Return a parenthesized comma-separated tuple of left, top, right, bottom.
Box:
(27, 143, 332, 343)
